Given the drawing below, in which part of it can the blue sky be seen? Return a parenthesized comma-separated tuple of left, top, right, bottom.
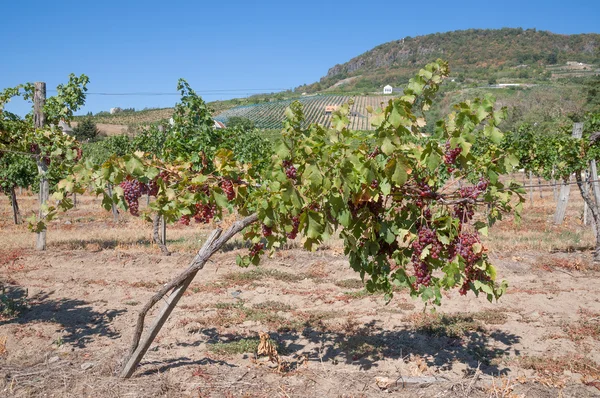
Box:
(1, 0, 598, 116)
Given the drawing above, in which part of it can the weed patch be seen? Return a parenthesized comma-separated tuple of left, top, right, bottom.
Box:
(471, 310, 509, 325)
(0, 284, 28, 320)
(208, 338, 260, 355)
(407, 312, 483, 338)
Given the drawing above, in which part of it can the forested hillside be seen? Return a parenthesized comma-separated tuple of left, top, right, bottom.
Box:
(297, 28, 600, 93)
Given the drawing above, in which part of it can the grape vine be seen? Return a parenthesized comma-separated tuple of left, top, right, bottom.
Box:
(54, 60, 523, 305)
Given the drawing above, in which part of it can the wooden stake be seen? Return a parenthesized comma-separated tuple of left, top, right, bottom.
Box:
(10, 186, 20, 225)
(106, 184, 119, 222)
(554, 123, 583, 224)
(34, 82, 48, 251)
(529, 171, 533, 204)
(589, 160, 600, 238)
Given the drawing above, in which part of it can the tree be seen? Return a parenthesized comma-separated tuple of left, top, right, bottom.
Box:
(0, 153, 36, 224)
(0, 74, 88, 248)
(517, 115, 600, 259)
(53, 60, 523, 377)
(72, 116, 99, 141)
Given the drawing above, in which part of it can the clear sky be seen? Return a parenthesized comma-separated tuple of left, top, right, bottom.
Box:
(1, 0, 598, 116)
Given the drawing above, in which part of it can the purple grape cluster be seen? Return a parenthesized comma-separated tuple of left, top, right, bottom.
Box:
(443, 142, 462, 172)
(146, 180, 159, 197)
(370, 179, 379, 189)
(261, 224, 272, 237)
(221, 179, 235, 201)
(120, 179, 145, 216)
(282, 159, 297, 181)
(418, 181, 438, 199)
(447, 232, 490, 295)
(411, 226, 444, 287)
(179, 215, 191, 225)
(287, 216, 300, 239)
(249, 242, 265, 257)
(193, 203, 216, 224)
(453, 178, 489, 223)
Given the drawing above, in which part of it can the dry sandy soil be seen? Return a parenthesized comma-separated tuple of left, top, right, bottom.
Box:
(1, 189, 600, 397)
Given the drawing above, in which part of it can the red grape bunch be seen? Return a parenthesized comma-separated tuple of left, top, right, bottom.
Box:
(411, 226, 444, 287)
(417, 181, 438, 199)
(120, 179, 145, 216)
(282, 159, 297, 181)
(286, 216, 300, 239)
(453, 178, 489, 223)
(448, 232, 490, 295)
(193, 203, 216, 224)
(261, 224, 272, 237)
(443, 141, 462, 172)
(146, 179, 159, 197)
(221, 179, 235, 201)
(249, 242, 265, 257)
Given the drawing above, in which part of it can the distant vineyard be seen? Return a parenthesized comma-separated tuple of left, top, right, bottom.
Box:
(214, 95, 396, 130)
(82, 108, 174, 125)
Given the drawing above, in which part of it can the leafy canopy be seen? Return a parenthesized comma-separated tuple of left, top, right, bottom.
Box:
(55, 61, 522, 305)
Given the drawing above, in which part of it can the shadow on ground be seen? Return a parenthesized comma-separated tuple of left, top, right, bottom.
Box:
(1, 286, 125, 348)
(169, 322, 519, 376)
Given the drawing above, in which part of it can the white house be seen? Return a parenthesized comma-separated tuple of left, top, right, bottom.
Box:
(383, 85, 393, 94)
(168, 117, 225, 129)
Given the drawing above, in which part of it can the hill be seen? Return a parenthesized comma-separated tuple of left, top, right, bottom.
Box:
(297, 28, 600, 93)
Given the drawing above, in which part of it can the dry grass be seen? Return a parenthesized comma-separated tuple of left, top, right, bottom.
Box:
(0, 193, 217, 253)
(517, 353, 600, 380)
(483, 175, 596, 254)
(563, 309, 600, 342)
(534, 255, 593, 272)
(223, 268, 305, 284)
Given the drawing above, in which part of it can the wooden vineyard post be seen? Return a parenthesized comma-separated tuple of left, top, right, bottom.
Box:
(552, 167, 558, 201)
(10, 186, 20, 225)
(584, 171, 590, 226)
(34, 82, 48, 251)
(161, 215, 167, 246)
(529, 171, 533, 204)
(554, 123, 583, 224)
(589, 160, 600, 237)
(106, 184, 119, 222)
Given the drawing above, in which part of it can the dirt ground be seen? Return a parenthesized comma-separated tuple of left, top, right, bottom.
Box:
(1, 188, 600, 397)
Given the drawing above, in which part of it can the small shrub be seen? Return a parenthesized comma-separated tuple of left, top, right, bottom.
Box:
(407, 312, 483, 338)
(0, 285, 28, 320)
(208, 338, 260, 355)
